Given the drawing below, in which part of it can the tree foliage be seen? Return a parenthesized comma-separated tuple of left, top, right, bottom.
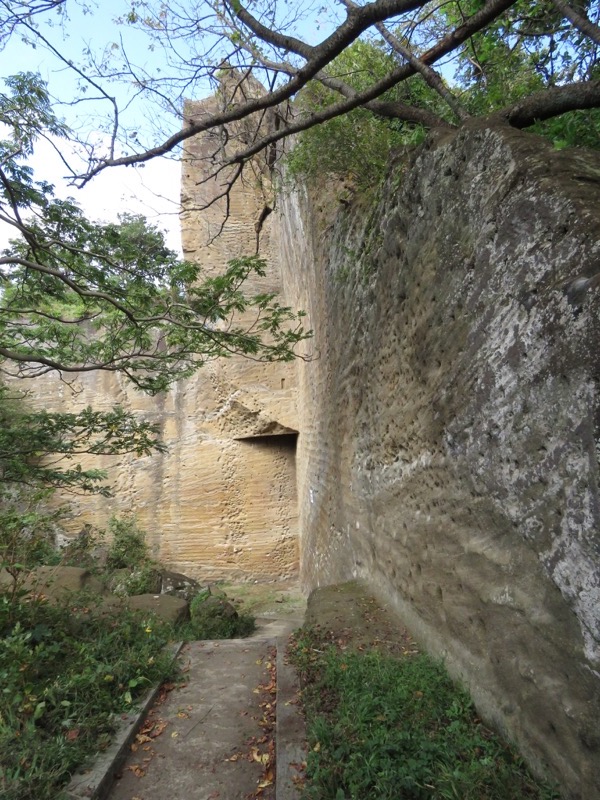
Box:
(0, 76, 308, 392)
(0, 385, 165, 495)
(0, 70, 307, 499)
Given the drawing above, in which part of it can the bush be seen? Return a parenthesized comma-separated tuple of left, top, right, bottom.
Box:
(105, 516, 152, 570)
(285, 38, 436, 189)
(186, 592, 255, 639)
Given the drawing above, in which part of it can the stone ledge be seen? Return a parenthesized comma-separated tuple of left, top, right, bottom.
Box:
(276, 638, 306, 800)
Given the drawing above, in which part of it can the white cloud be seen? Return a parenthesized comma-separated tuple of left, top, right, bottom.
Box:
(0, 135, 182, 255)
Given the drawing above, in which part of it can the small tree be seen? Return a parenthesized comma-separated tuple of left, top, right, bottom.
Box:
(0, 74, 308, 392)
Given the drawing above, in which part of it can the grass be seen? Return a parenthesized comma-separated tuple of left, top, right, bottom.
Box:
(221, 580, 304, 617)
(0, 592, 179, 800)
(0, 587, 256, 799)
(288, 627, 560, 800)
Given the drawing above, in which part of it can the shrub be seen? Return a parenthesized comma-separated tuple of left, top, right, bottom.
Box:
(187, 592, 255, 639)
(0, 592, 177, 800)
(285, 38, 436, 189)
(105, 515, 152, 570)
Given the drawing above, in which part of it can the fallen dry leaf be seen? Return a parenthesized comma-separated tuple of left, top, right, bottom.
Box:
(251, 747, 270, 765)
(126, 764, 146, 778)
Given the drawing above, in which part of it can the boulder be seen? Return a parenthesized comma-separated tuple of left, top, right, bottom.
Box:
(161, 569, 203, 601)
(25, 566, 105, 599)
(128, 593, 189, 625)
(0, 568, 13, 588)
(191, 594, 238, 622)
(108, 566, 162, 596)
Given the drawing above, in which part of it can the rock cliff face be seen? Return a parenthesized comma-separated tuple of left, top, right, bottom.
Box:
(278, 123, 600, 799)
(20, 83, 300, 583)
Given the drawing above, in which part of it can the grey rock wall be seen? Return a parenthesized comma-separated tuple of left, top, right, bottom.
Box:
(279, 124, 600, 799)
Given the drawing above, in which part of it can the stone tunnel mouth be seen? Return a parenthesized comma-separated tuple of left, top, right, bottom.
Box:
(233, 431, 300, 579)
(234, 431, 298, 447)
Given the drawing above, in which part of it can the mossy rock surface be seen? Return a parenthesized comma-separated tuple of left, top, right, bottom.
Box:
(190, 594, 238, 622)
(161, 570, 203, 601)
(107, 566, 162, 596)
(24, 566, 105, 599)
(128, 593, 189, 625)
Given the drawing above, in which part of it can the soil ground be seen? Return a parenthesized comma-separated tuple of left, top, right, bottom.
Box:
(223, 579, 416, 655)
(304, 580, 419, 657)
(222, 580, 307, 620)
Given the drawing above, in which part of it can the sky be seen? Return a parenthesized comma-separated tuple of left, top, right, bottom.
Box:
(0, 0, 337, 256)
(0, 0, 190, 254)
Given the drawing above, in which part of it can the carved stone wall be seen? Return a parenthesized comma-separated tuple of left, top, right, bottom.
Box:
(278, 124, 600, 799)
(19, 85, 300, 583)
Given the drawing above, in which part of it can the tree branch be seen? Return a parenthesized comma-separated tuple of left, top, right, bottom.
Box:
(551, 0, 600, 45)
(77, 0, 429, 183)
(182, 0, 520, 186)
(496, 78, 600, 127)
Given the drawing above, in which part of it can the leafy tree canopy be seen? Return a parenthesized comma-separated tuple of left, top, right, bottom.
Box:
(0, 72, 308, 392)
(0, 385, 165, 495)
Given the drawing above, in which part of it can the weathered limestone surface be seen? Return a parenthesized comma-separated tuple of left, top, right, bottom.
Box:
(278, 124, 600, 799)
(19, 84, 299, 583)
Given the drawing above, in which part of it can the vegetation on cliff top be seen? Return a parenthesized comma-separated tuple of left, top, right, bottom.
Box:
(1, 0, 596, 195)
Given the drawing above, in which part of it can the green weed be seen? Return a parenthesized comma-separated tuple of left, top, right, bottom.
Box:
(0, 514, 257, 799)
(184, 592, 256, 640)
(288, 629, 559, 800)
(0, 592, 177, 800)
(105, 515, 153, 569)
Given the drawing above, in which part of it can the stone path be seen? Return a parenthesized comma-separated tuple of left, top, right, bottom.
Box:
(105, 612, 306, 800)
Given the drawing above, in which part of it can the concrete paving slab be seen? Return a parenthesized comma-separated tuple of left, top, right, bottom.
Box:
(275, 640, 306, 800)
(66, 643, 184, 800)
(108, 639, 277, 800)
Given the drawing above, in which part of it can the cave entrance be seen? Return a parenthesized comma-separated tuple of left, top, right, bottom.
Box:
(233, 431, 299, 579)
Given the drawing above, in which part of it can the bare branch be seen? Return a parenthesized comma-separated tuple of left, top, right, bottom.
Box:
(77, 0, 429, 184)
(366, 16, 471, 120)
(181, 0, 521, 187)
